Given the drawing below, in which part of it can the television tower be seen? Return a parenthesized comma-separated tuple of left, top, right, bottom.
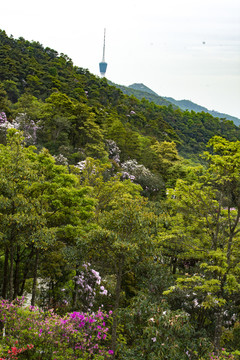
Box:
(99, 28, 108, 77)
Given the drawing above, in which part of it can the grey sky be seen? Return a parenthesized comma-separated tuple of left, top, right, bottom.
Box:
(1, 0, 240, 118)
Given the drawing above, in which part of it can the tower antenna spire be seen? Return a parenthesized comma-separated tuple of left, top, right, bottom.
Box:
(99, 28, 108, 77)
(102, 28, 106, 62)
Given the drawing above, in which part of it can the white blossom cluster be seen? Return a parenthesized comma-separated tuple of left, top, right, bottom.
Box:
(53, 154, 68, 165)
(121, 171, 135, 181)
(75, 160, 86, 171)
(0, 112, 39, 144)
(121, 159, 163, 194)
(14, 113, 39, 144)
(121, 159, 152, 178)
(106, 140, 121, 164)
(75, 263, 108, 310)
(0, 112, 14, 129)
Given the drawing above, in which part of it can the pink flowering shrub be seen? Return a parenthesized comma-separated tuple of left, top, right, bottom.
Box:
(208, 349, 240, 359)
(0, 298, 113, 359)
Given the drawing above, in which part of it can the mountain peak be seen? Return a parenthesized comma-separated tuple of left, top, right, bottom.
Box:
(128, 83, 159, 97)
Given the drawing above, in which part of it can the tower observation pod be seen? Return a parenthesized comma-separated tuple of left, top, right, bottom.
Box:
(99, 28, 108, 77)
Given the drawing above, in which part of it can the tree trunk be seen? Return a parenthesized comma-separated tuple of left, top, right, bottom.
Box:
(31, 249, 39, 306)
(9, 241, 14, 301)
(72, 269, 79, 310)
(214, 309, 223, 354)
(13, 245, 21, 299)
(111, 256, 124, 358)
(19, 248, 34, 296)
(2, 246, 9, 299)
(171, 257, 177, 274)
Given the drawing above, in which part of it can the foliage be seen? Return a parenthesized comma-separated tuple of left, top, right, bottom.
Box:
(1, 28, 240, 359)
(118, 293, 211, 360)
(0, 129, 94, 305)
(0, 298, 113, 359)
(159, 136, 240, 353)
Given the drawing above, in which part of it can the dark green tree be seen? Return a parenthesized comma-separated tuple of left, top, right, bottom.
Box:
(0, 129, 94, 305)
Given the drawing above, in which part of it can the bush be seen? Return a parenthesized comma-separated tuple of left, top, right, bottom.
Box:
(118, 293, 211, 360)
(0, 298, 113, 359)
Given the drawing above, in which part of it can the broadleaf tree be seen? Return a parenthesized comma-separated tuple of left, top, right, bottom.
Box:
(0, 129, 94, 306)
(159, 136, 240, 353)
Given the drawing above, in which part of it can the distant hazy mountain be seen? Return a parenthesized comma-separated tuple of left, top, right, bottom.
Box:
(164, 96, 240, 126)
(128, 83, 159, 96)
(108, 81, 178, 109)
(116, 82, 240, 126)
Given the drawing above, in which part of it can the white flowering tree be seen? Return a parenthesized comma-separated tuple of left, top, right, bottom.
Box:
(72, 262, 108, 311)
(121, 159, 165, 198)
(0, 111, 40, 145)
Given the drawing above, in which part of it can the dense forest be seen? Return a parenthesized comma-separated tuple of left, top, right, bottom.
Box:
(0, 29, 240, 359)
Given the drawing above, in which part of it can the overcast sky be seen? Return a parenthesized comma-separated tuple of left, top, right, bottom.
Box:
(1, 0, 240, 118)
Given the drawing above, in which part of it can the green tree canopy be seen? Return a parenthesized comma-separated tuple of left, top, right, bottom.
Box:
(159, 136, 240, 352)
(0, 129, 94, 304)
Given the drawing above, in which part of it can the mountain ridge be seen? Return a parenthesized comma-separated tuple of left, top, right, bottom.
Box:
(164, 96, 240, 126)
(107, 81, 176, 109)
(119, 83, 240, 126)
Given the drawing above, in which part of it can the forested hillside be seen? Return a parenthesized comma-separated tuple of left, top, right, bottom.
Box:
(0, 29, 240, 360)
(0, 29, 240, 163)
